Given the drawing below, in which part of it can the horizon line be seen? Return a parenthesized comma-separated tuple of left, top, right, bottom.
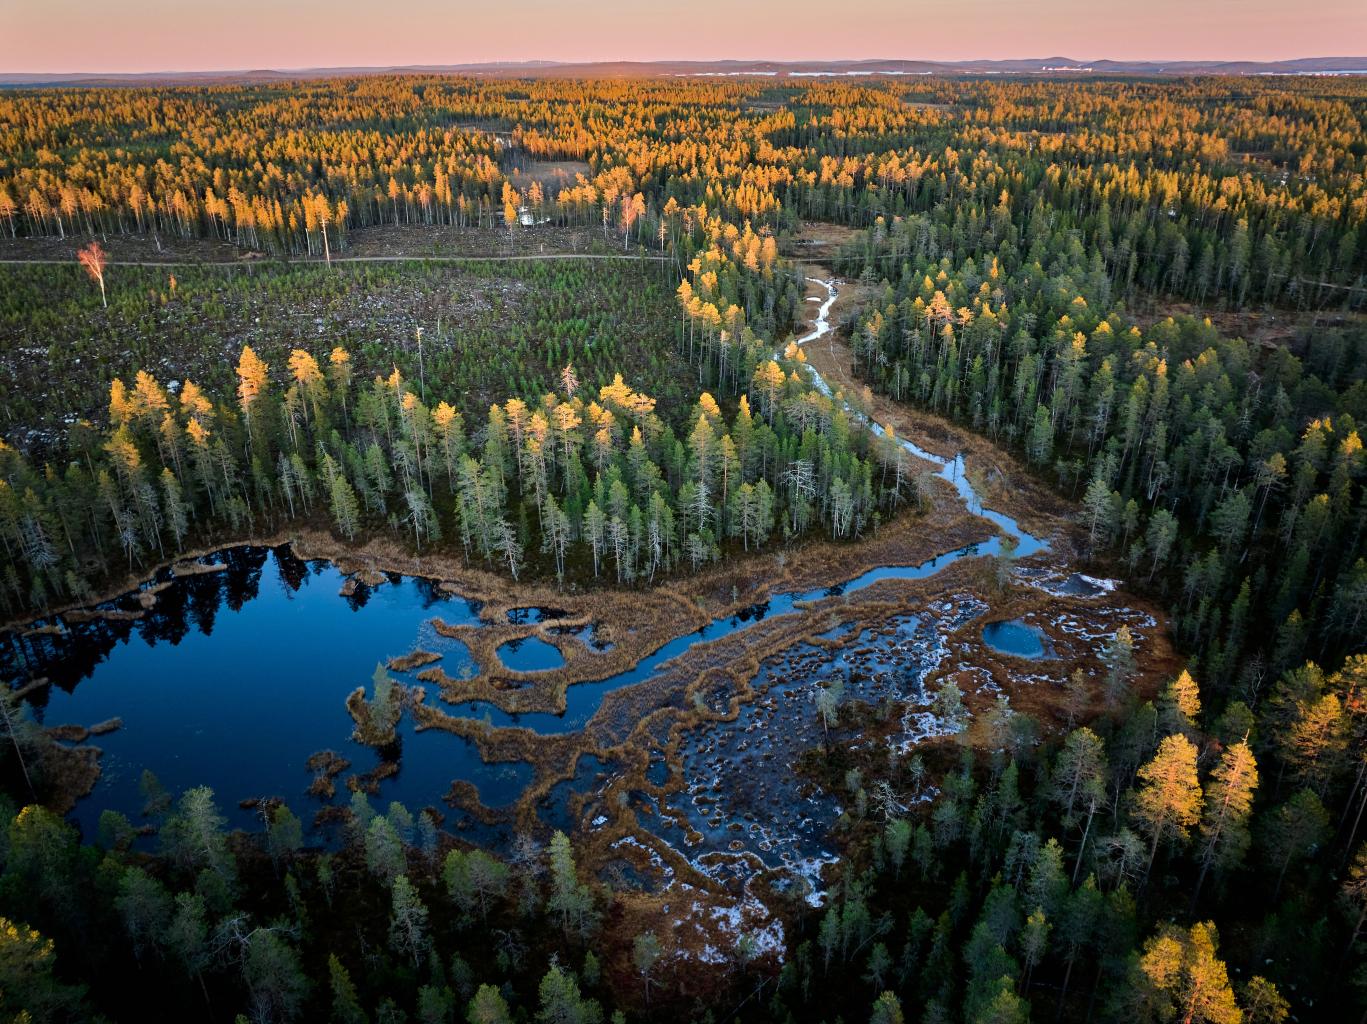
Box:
(6, 54, 1367, 80)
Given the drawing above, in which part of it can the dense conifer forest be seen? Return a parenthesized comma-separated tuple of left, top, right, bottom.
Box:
(1, 73, 1366, 1024)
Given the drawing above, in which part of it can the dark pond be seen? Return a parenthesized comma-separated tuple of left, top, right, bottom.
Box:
(550, 622, 615, 652)
(1, 546, 532, 836)
(495, 637, 566, 672)
(505, 606, 569, 624)
(538, 754, 618, 835)
(982, 619, 1052, 659)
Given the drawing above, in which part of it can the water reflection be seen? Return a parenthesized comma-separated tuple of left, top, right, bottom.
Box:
(2, 546, 506, 837)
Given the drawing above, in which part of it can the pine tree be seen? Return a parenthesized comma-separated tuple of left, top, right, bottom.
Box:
(1139, 922, 1242, 1024)
(162, 786, 233, 882)
(1082, 473, 1118, 552)
(166, 892, 211, 1004)
(266, 804, 303, 873)
(1159, 669, 1203, 736)
(885, 818, 912, 878)
(328, 954, 367, 1024)
(535, 963, 599, 1024)
(388, 874, 429, 966)
(330, 474, 361, 540)
(467, 984, 512, 1024)
(364, 815, 405, 885)
(1133, 734, 1202, 882)
(235, 346, 269, 440)
(160, 468, 188, 550)
(1101, 626, 1138, 706)
(869, 991, 905, 1024)
(1193, 740, 1258, 906)
(1340, 843, 1367, 958)
(1020, 908, 1049, 990)
(546, 830, 594, 937)
(1260, 788, 1330, 899)
(632, 931, 663, 1005)
(1052, 727, 1108, 827)
(115, 867, 172, 962)
(1240, 977, 1289, 1024)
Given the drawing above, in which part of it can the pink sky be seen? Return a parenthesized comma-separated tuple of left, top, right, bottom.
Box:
(9, 0, 1367, 74)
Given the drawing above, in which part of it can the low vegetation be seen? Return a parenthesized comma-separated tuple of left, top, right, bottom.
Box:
(0, 256, 685, 442)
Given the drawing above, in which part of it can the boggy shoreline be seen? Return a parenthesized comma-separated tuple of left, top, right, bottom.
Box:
(421, 550, 1176, 888)
(412, 499, 994, 719)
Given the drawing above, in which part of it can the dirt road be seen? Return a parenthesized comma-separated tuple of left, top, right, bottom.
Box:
(0, 252, 671, 269)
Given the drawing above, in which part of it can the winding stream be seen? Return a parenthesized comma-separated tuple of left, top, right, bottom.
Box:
(795, 278, 1047, 559)
(2, 278, 1052, 838)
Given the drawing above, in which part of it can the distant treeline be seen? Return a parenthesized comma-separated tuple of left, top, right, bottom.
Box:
(1, 76, 1362, 309)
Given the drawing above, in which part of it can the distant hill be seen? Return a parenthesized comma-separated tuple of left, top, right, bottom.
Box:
(4, 56, 1367, 87)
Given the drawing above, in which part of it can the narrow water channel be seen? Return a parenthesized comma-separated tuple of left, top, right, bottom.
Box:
(794, 277, 1047, 560)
